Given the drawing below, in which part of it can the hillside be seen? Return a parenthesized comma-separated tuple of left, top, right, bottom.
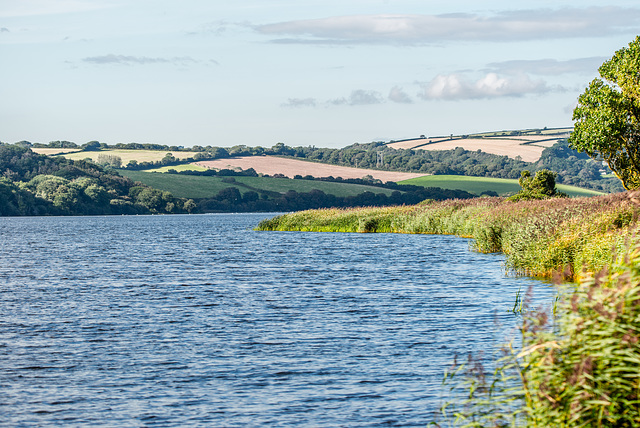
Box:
(194, 156, 425, 182)
(119, 170, 476, 212)
(0, 145, 192, 215)
(24, 126, 624, 199)
(386, 128, 572, 162)
(120, 170, 399, 199)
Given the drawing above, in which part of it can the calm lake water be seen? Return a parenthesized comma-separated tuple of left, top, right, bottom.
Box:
(0, 214, 554, 427)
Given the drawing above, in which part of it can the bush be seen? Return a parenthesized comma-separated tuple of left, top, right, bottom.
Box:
(508, 169, 567, 201)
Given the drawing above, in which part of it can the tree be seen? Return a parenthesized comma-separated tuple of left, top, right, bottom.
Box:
(81, 141, 101, 151)
(97, 154, 122, 168)
(184, 199, 197, 213)
(508, 169, 566, 201)
(569, 36, 640, 189)
(161, 153, 176, 165)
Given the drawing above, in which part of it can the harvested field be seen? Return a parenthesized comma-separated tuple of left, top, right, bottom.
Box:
(387, 137, 556, 162)
(57, 149, 201, 164)
(31, 148, 81, 155)
(195, 156, 426, 182)
(387, 139, 433, 150)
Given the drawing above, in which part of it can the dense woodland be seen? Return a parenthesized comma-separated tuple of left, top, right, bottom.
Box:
(0, 145, 195, 216)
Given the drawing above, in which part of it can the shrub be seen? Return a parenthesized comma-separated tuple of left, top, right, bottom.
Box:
(508, 169, 567, 201)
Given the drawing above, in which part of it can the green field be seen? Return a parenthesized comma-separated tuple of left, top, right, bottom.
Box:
(121, 171, 605, 199)
(119, 170, 397, 199)
(399, 175, 604, 197)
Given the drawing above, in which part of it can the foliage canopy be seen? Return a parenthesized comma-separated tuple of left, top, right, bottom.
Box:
(570, 36, 640, 189)
(507, 169, 566, 201)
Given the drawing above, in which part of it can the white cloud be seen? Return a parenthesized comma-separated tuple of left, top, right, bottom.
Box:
(418, 72, 552, 100)
(82, 54, 199, 66)
(329, 89, 384, 106)
(388, 86, 413, 104)
(281, 98, 317, 108)
(255, 7, 640, 45)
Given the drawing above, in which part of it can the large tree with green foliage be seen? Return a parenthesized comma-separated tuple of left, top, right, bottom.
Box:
(569, 36, 640, 190)
(508, 169, 566, 201)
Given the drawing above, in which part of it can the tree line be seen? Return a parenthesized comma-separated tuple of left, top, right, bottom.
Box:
(196, 185, 475, 213)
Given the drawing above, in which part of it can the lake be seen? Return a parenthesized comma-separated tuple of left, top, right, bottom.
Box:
(0, 214, 554, 427)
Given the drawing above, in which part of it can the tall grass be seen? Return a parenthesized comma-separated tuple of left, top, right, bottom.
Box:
(435, 245, 640, 427)
(257, 192, 640, 280)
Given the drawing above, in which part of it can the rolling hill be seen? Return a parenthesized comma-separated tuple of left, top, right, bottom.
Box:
(119, 170, 399, 199)
(386, 128, 572, 162)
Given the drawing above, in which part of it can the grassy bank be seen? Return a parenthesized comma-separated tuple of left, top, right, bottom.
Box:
(257, 192, 639, 280)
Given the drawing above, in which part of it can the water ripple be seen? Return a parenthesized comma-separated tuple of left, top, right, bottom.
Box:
(0, 213, 554, 427)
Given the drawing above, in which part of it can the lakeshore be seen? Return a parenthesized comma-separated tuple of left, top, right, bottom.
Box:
(257, 193, 640, 425)
(257, 192, 640, 280)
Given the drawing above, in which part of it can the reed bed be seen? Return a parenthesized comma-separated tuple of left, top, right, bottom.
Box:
(257, 192, 640, 280)
(437, 246, 640, 427)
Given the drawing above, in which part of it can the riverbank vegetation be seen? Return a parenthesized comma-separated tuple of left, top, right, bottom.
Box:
(257, 192, 639, 281)
(437, 247, 640, 427)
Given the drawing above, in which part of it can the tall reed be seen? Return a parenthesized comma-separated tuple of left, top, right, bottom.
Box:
(257, 192, 640, 280)
(435, 244, 640, 427)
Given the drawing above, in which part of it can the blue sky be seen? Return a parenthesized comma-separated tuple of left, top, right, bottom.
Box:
(2, 0, 639, 148)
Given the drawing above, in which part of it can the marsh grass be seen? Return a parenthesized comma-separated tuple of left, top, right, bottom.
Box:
(258, 192, 640, 280)
(435, 246, 640, 427)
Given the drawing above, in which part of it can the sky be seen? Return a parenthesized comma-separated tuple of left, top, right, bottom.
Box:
(1, 0, 640, 148)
